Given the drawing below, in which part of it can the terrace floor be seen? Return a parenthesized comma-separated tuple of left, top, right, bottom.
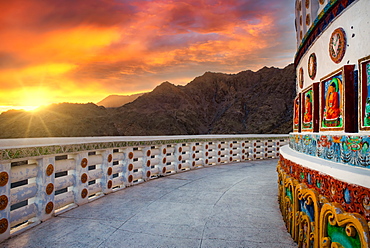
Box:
(1, 159, 297, 248)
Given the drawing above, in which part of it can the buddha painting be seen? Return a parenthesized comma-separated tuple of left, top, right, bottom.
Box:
(322, 76, 342, 128)
(293, 97, 300, 131)
(302, 90, 313, 129)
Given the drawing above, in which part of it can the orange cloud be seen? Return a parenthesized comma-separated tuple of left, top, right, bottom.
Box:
(0, 0, 295, 111)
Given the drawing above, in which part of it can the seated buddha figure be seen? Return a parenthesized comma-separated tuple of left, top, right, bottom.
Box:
(303, 94, 312, 123)
(325, 80, 341, 120)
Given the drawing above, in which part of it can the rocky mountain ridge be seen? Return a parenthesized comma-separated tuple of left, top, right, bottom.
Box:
(0, 64, 296, 138)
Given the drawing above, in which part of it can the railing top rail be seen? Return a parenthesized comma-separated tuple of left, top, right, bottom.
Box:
(0, 134, 289, 150)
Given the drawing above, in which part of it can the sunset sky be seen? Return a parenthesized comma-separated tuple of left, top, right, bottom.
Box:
(0, 0, 295, 112)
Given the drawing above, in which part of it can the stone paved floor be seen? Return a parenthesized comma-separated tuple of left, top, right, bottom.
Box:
(1, 159, 297, 248)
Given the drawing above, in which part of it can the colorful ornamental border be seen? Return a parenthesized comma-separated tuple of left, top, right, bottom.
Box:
(295, 0, 356, 67)
(279, 154, 370, 223)
(289, 133, 370, 168)
(0, 136, 287, 161)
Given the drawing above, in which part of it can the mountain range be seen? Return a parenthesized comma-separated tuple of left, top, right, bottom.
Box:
(0, 64, 296, 138)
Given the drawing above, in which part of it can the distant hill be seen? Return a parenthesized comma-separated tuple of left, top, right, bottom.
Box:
(0, 64, 295, 138)
(97, 93, 145, 108)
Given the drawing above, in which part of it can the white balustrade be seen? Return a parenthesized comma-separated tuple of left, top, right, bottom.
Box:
(0, 134, 288, 242)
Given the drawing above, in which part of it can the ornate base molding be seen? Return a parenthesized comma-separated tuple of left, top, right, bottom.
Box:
(278, 155, 370, 247)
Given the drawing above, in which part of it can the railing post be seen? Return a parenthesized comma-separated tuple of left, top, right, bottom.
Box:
(100, 149, 114, 194)
(35, 156, 55, 222)
(72, 152, 89, 206)
(0, 162, 11, 241)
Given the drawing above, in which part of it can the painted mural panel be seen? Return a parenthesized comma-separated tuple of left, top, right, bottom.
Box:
(302, 88, 313, 131)
(293, 95, 301, 132)
(320, 72, 343, 131)
(360, 56, 370, 130)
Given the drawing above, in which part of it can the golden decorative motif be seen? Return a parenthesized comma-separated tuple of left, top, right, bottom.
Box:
(128, 164, 134, 171)
(107, 180, 112, 189)
(178, 164, 182, 170)
(162, 148, 167, 154)
(146, 171, 151, 178)
(81, 173, 88, 183)
(107, 167, 113, 176)
(192, 146, 196, 151)
(46, 183, 54, 195)
(192, 161, 196, 167)
(178, 147, 183, 153)
(299, 67, 304, 88)
(46, 164, 54, 176)
(146, 161, 151, 167)
(45, 201, 54, 214)
(128, 152, 134, 159)
(178, 155, 182, 161)
(162, 167, 167, 174)
(205, 145, 209, 149)
(128, 175, 134, 183)
(0, 218, 8, 234)
(162, 158, 167, 164)
(81, 188, 88, 198)
(319, 0, 324, 4)
(329, 28, 346, 64)
(0, 195, 8, 210)
(0, 172, 9, 187)
(81, 158, 88, 168)
(146, 150, 151, 157)
(107, 154, 113, 163)
(218, 144, 221, 149)
(300, 15, 302, 26)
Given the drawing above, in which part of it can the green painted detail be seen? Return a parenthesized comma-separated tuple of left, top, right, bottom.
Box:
(286, 187, 293, 203)
(300, 172, 305, 179)
(327, 223, 361, 248)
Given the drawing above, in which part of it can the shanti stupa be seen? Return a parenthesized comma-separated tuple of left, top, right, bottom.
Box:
(278, 0, 370, 247)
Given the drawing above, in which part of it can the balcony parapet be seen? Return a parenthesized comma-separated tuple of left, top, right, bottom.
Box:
(0, 134, 288, 242)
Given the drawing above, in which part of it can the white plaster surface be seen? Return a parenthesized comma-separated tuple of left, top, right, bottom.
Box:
(0, 159, 297, 248)
(281, 145, 370, 188)
(0, 134, 288, 149)
(297, 0, 370, 92)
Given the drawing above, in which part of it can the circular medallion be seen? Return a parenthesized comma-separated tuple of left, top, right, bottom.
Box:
(146, 150, 151, 157)
(81, 173, 88, 183)
(46, 164, 54, 176)
(107, 180, 112, 189)
(329, 28, 346, 63)
(107, 154, 113, 163)
(146, 171, 151, 178)
(46, 183, 54, 195)
(128, 175, 133, 183)
(0, 218, 8, 234)
(192, 161, 196, 167)
(45, 202, 54, 214)
(0, 195, 8, 210)
(299, 67, 304, 88)
(128, 152, 134, 160)
(162, 148, 167, 154)
(81, 188, 88, 198)
(146, 160, 151, 167)
(305, 0, 310, 8)
(299, 15, 302, 26)
(162, 158, 167, 164)
(178, 155, 182, 161)
(128, 164, 134, 171)
(308, 53, 317, 80)
(107, 167, 113, 176)
(0, 172, 9, 187)
(162, 167, 167, 174)
(306, 14, 310, 26)
(192, 146, 196, 151)
(178, 147, 182, 153)
(178, 164, 182, 170)
(81, 158, 88, 168)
